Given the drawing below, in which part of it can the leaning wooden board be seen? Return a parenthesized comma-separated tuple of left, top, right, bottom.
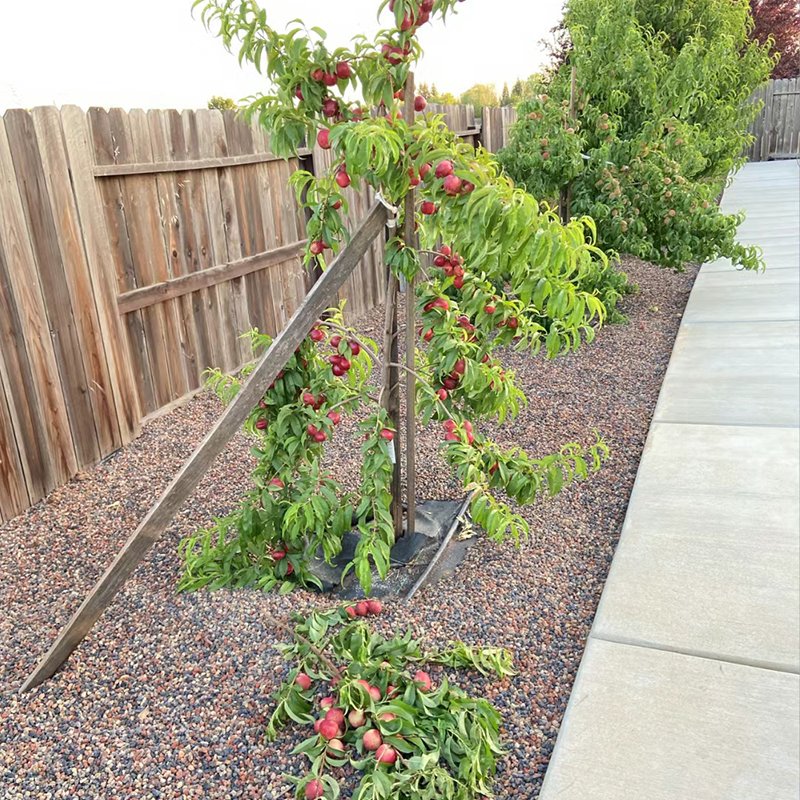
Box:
(20, 200, 388, 691)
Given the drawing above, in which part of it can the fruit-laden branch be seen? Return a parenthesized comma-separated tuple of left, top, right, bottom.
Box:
(20, 201, 389, 692)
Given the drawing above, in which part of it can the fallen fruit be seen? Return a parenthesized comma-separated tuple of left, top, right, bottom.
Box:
(320, 696, 335, 710)
(368, 686, 382, 702)
(345, 606, 357, 618)
(355, 601, 369, 616)
(305, 779, 324, 799)
(328, 738, 344, 751)
(348, 709, 366, 728)
(367, 599, 382, 614)
(325, 707, 345, 725)
(376, 744, 397, 764)
(318, 718, 339, 739)
(377, 712, 396, 722)
(362, 729, 382, 751)
(269, 478, 284, 488)
(414, 670, 432, 691)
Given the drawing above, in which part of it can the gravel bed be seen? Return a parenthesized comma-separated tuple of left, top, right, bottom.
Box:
(0, 256, 697, 799)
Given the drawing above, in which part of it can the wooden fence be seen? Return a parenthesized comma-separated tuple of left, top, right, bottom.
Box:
(745, 77, 800, 161)
(481, 107, 518, 153)
(0, 106, 382, 522)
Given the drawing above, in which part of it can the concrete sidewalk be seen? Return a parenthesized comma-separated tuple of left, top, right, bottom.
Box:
(539, 160, 800, 800)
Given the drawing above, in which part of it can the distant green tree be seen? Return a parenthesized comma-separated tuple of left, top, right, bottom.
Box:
(460, 83, 499, 108)
(501, 82, 511, 106)
(418, 81, 432, 99)
(508, 74, 547, 106)
(208, 95, 238, 110)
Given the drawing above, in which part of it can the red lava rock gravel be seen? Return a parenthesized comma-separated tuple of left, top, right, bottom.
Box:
(0, 256, 697, 799)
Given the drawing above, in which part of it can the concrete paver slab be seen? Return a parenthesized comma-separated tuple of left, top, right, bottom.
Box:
(539, 639, 800, 800)
(654, 321, 800, 426)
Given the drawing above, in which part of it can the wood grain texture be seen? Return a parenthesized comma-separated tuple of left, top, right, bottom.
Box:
(117, 240, 306, 313)
(0, 113, 77, 487)
(20, 200, 387, 692)
(60, 105, 141, 442)
(5, 109, 100, 469)
(92, 149, 311, 176)
(32, 106, 120, 455)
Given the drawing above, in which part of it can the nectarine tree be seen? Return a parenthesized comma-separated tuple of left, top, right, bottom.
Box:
(179, 0, 611, 597)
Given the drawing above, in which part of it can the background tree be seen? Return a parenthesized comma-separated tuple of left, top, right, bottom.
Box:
(508, 73, 547, 106)
(749, 0, 800, 78)
(207, 95, 238, 109)
(501, 82, 511, 106)
(459, 83, 499, 109)
(417, 80, 432, 99)
(498, 0, 774, 271)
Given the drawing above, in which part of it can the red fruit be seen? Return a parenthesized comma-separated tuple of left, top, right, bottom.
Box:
(463, 420, 473, 432)
(432, 297, 449, 310)
(336, 169, 351, 188)
(420, 200, 436, 215)
(362, 729, 382, 751)
(423, 329, 434, 342)
(303, 392, 317, 406)
(440, 245, 452, 256)
(368, 686, 382, 702)
(319, 718, 339, 739)
(419, 162, 432, 179)
(310, 240, 325, 256)
(330, 334, 342, 347)
(327, 411, 341, 425)
(433, 255, 447, 267)
(508, 317, 519, 329)
(269, 478, 284, 488)
(322, 98, 339, 117)
(542, 151, 550, 160)
(377, 712, 396, 722)
(349, 340, 361, 355)
(348, 709, 366, 727)
(443, 174, 462, 195)
(400, 12, 414, 30)
(490, 462, 499, 475)
(322, 72, 338, 86)
(443, 377, 457, 391)
(313, 718, 323, 733)
(386, 685, 398, 697)
(435, 160, 454, 178)
(332, 199, 343, 210)
(443, 420, 457, 433)
(394, 89, 405, 101)
(305, 779, 323, 800)
(286, 561, 294, 575)
(414, 95, 427, 112)
(332, 364, 345, 376)
(307, 424, 318, 436)
(338, 357, 351, 371)
(453, 276, 464, 289)
(328, 738, 344, 751)
(317, 129, 331, 150)
(453, 359, 466, 375)
(321, 696, 335, 710)
(345, 606, 357, 618)
(311, 68, 325, 82)
(408, 168, 420, 187)
(380, 429, 394, 441)
(310, 328, 325, 341)
(355, 601, 369, 616)
(482, 354, 490, 363)
(325, 707, 345, 725)
(445, 432, 459, 442)
(436, 388, 447, 401)
(414, 670, 432, 692)
(376, 744, 397, 764)
(255, 418, 268, 430)
(462, 180, 475, 193)
(335, 61, 351, 79)
(314, 430, 327, 443)
(272, 549, 286, 560)
(295, 673, 312, 691)
(484, 304, 496, 314)
(367, 599, 382, 614)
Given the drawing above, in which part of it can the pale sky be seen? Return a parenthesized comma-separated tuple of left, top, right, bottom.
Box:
(0, 0, 563, 112)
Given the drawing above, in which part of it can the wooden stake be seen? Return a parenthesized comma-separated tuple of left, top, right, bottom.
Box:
(20, 201, 388, 692)
(403, 71, 417, 538)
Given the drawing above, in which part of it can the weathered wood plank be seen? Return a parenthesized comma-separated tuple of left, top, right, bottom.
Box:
(0, 345, 28, 522)
(32, 106, 120, 456)
(20, 200, 388, 692)
(88, 107, 158, 414)
(144, 108, 202, 395)
(60, 106, 141, 443)
(92, 149, 311, 177)
(195, 109, 238, 371)
(1, 114, 80, 484)
(5, 109, 100, 469)
(214, 112, 252, 363)
(117, 240, 306, 313)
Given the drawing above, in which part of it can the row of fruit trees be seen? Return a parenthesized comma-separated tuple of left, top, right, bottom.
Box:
(178, 1, 774, 797)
